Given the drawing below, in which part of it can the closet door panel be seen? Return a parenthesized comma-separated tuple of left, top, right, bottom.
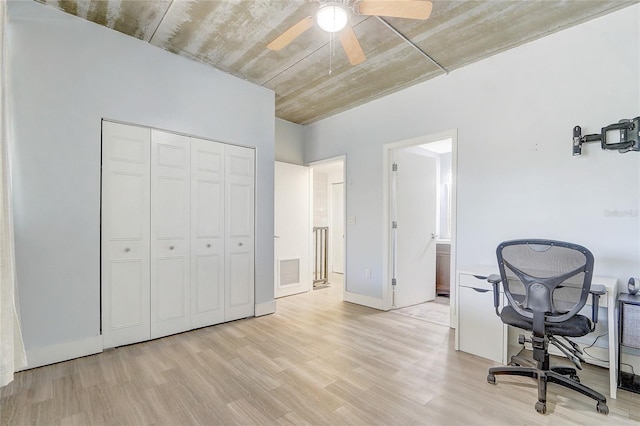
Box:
(101, 121, 151, 348)
(190, 138, 225, 328)
(108, 173, 146, 239)
(224, 145, 255, 321)
(151, 130, 190, 339)
(228, 252, 251, 307)
(110, 261, 145, 327)
(156, 177, 187, 237)
(229, 183, 252, 236)
(194, 254, 222, 311)
(196, 182, 221, 236)
(156, 257, 187, 320)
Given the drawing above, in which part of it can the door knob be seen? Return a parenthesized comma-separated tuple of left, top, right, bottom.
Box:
(238, 242, 243, 247)
(206, 243, 211, 248)
(124, 247, 130, 253)
(169, 245, 175, 250)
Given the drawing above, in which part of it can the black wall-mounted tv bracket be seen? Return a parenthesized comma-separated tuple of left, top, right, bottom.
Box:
(573, 116, 640, 155)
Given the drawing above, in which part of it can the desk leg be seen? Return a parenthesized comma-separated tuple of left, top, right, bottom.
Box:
(608, 291, 617, 399)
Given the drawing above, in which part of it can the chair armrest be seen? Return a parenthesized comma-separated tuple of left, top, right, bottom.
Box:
(487, 274, 502, 316)
(589, 284, 605, 330)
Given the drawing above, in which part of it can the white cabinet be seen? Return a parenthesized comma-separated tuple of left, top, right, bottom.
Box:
(102, 122, 255, 348)
(458, 272, 506, 363)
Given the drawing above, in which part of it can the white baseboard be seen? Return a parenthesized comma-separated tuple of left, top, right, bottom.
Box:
(255, 299, 276, 317)
(344, 291, 385, 310)
(21, 335, 103, 370)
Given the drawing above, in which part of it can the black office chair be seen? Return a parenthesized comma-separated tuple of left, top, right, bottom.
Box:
(486, 239, 609, 415)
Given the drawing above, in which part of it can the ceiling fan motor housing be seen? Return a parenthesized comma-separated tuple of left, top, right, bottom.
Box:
(316, 2, 350, 33)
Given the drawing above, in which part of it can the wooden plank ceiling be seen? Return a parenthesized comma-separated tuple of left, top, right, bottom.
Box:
(36, 0, 635, 125)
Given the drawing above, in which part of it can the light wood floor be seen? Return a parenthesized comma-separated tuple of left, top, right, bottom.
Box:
(2, 286, 639, 425)
(391, 297, 450, 327)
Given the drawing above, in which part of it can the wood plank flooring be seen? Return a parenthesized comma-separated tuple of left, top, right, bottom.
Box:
(391, 297, 450, 327)
(2, 285, 639, 425)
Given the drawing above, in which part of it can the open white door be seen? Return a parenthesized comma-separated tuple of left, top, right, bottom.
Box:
(392, 149, 438, 308)
(274, 162, 311, 298)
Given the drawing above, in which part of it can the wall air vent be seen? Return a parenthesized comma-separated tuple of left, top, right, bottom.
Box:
(279, 259, 300, 286)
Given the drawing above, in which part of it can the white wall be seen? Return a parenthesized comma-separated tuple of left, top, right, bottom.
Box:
(275, 118, 305, 165)
(305, 5, 640, 300)
(7, 1, 275, 363)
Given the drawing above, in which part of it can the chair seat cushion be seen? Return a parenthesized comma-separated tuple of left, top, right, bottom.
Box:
(500, 305, 592, 337)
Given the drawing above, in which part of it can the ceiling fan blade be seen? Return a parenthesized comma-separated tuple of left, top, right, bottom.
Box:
(339, 25, 366, 66)
(267, 16, 314, 51)
(356, 0, 433, 20)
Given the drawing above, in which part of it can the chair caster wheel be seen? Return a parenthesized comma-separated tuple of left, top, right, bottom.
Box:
(535, 401, 546, 414)
(487, 374, 496, 385)
(569, 374, 580, 383)
(596, 402, 609, 415)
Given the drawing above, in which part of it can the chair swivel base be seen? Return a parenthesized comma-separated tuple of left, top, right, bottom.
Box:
(487, 366, 609, 415)
(508, 355, 580, 382)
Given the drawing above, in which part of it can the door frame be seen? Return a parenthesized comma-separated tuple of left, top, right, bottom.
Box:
(307, 155, 347, 299)
(382, 129, 458, 329)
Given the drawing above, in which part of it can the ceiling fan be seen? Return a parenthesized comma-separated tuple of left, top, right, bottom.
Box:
(267, 0, 433, 66)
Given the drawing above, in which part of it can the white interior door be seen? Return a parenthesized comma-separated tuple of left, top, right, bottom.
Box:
(150, 130, 191, 339)
(393, 149, 438, 308)
(101, 121, 151, 348)
(190, 138, 225, 328)
(274, 161, 310, 298)
(331, 182, 344, 274)
(224, 145, 255, 321)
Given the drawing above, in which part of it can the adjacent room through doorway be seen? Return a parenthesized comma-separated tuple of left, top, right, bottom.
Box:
(387, 136, 454, 328)
(274, 158, 346, 300)
(310, 159, 345, 294)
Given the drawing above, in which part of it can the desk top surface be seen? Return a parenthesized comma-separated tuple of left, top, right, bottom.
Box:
(618, 293, 640, 304)
(459, 265, 617, 292)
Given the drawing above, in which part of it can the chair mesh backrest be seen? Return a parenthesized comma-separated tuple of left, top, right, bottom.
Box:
(497, 240, 593, 323)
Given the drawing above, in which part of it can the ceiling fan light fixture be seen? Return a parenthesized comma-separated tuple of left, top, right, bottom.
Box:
(316, 2, 348, 33)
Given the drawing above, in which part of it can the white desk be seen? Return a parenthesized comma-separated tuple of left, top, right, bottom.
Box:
(456, 266, 619, 399)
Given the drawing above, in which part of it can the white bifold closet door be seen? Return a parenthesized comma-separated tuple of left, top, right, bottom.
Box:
(102, 122, 255, 349)
(101, 122, 151, 348)
(224, 145, 255, 321)
(190, 138, 225, 328)
(150, 130, 191, 339)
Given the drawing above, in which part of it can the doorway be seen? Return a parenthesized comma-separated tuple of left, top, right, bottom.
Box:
(383, 131, 457, 328)
(309, 158, 346, 296)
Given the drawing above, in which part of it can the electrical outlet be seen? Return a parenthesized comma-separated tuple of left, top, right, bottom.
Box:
(365, 268, 371, 278)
